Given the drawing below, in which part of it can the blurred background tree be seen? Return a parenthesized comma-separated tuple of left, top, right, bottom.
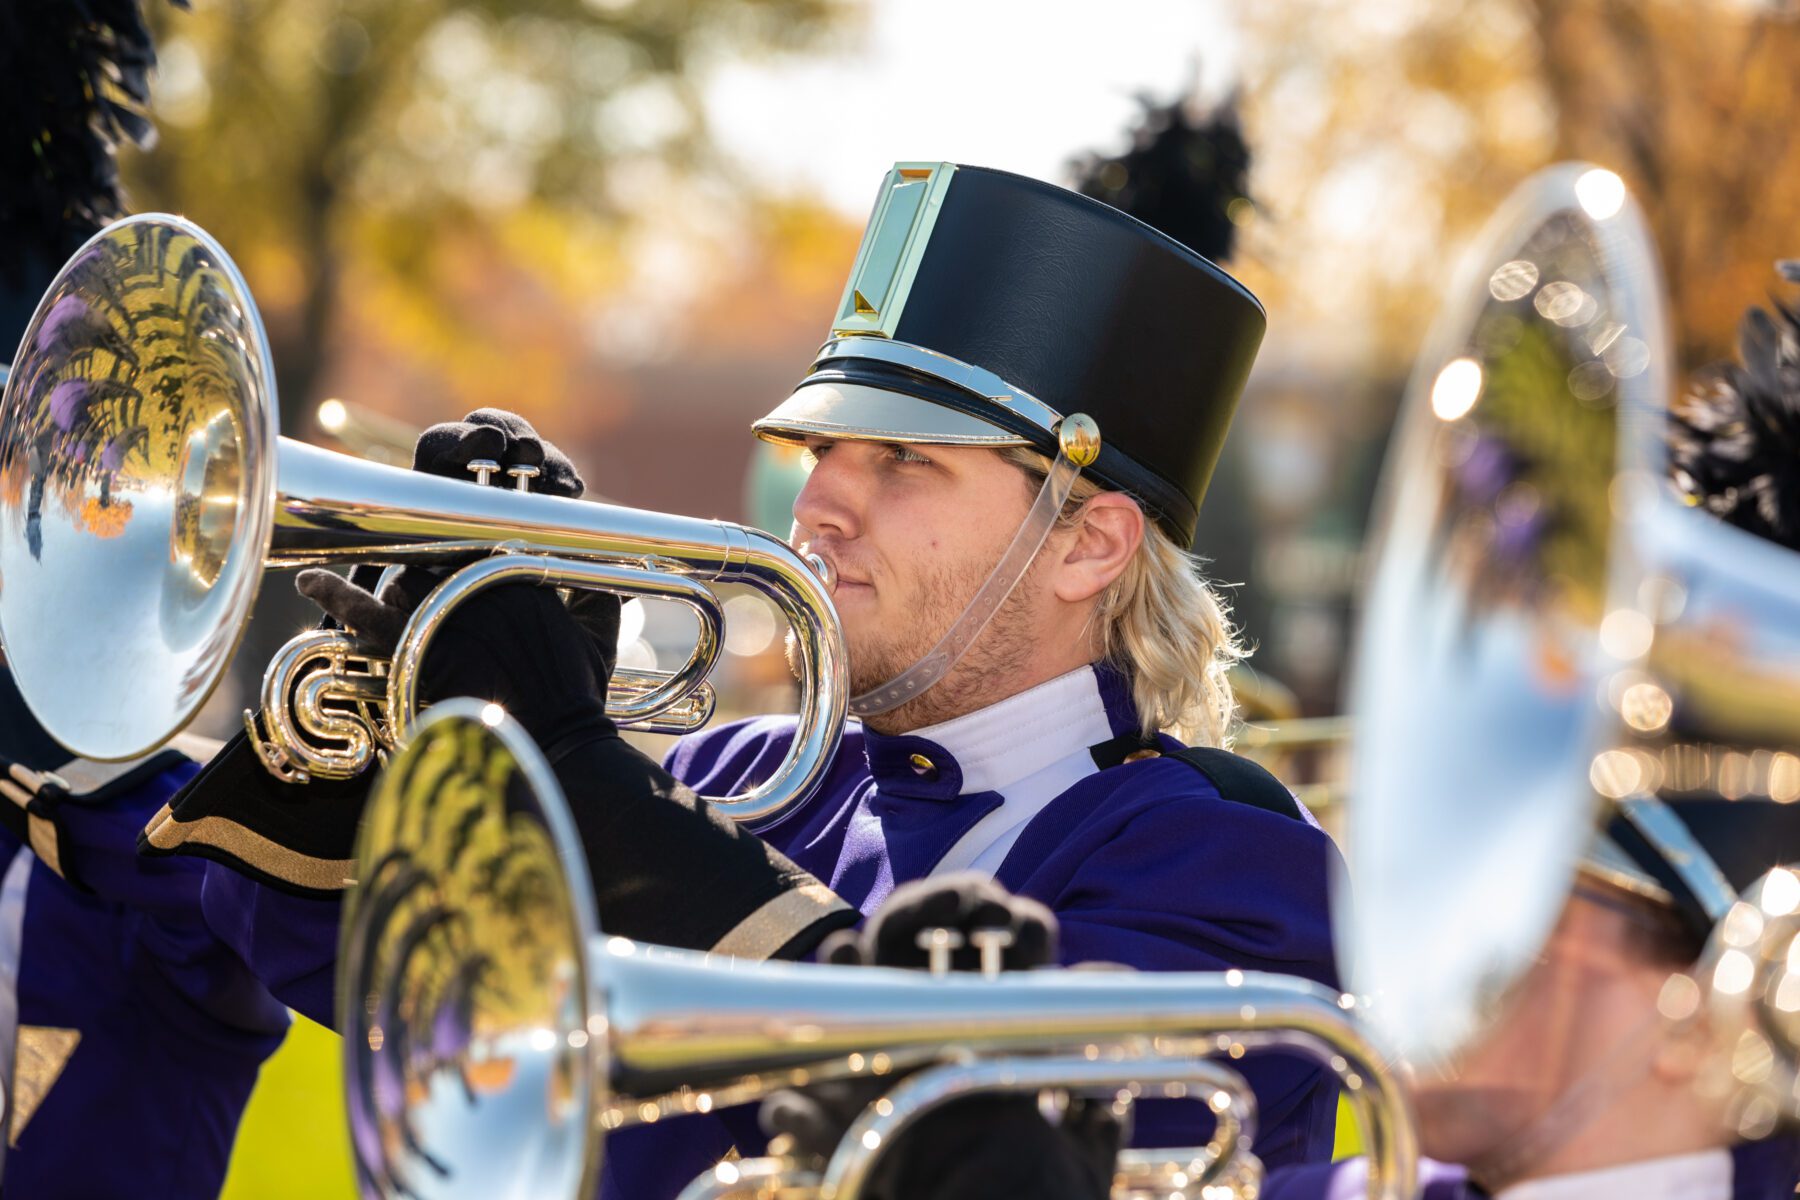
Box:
(1219, 0, 1800, 709)
(1235, 0, 1800, 374)
(133, 0, 851, 439)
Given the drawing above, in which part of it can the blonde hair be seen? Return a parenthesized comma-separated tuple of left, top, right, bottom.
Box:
(1001, 447, 1244, 747)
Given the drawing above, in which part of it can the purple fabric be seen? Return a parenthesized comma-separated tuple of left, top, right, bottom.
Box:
(5, 760, 289, 1199)
(35, 295, 91, 351)
(99, 427, 141, 471)
(1733, 1136, 1800, 1200)
(192, 661, 1342, 1200)
(199, 864, 343, 1026)
(47, 379, 90, 431)
(601, 667, 1344, 1200)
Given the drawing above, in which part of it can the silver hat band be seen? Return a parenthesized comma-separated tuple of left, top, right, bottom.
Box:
(809, 337, 1065, 438)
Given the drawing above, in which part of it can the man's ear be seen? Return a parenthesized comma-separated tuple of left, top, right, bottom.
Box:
(1051, 493, 1145, 604)
(1649, 972, 1712, 1086)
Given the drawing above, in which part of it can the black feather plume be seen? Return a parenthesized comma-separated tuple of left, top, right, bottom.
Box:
(1069, 91, 1253, 264)
(0, 0, 185, 343)
(1670, 261, 1800, 551)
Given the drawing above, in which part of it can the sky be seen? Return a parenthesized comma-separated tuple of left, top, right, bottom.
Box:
(702, 0, 1240, 216)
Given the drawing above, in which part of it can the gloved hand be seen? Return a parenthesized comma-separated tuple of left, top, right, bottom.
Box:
(139, 411, 592, 897)
(758, 876, 1121, 1200)
(827, 871, 1058, 971)
(295, 574, 855, 956)
(412, 408, 585, 498)
(295, 406, 614, 739)
(295, 571, 616, 760)
(303, 406, 590, 647)
(292, 568, 620, 747)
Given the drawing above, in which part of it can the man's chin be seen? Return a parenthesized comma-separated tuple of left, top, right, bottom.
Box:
(847, 647, 909, 697)
(1413, 1083, 1542, 1169)
(784, 623, 909, 698)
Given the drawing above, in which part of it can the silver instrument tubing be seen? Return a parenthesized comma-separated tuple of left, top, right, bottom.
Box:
(340, 705, 1418, 1200)
(676, 1055, 1259, 1200)
(0, 214, 846, 827)
(823, 1055, 1257, 1200)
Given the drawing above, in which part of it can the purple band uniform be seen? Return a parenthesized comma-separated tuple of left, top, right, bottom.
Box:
(0, 722, 288, 1198)
(598, 662, 1343, 1200)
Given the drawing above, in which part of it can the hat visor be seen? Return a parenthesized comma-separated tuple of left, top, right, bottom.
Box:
(754, 381, 1031, 448)
(1578, 830, 1675, 908)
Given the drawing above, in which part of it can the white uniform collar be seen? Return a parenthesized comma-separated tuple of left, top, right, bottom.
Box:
(1495, 1148, 1732, 1200)
(905, 664, 1121, 795)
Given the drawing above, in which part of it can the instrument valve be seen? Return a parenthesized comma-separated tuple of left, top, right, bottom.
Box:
(968, 928, 1017, 980)
(914, 927, 965, 977)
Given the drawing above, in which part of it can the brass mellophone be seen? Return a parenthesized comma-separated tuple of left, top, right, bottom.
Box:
(342, 701, 1421, 1200)
(0, 213, 845, 827)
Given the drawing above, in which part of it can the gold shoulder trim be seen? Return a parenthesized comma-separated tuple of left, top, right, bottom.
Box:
(710, 883, 854, 962)
(141, 804, 356, 892)
(11, 1026, 80, 1147)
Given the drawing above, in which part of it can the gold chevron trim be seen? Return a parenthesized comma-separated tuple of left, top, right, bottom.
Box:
(11, 1026, 80, 1147)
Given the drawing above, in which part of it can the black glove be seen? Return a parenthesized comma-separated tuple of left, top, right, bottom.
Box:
(413, 408, 584, 498)
(296, 573, 854, 957)
(836, 871, 1058, 971)
(139, 411, 590, 897)
(291, 567, 620, 746)
(758, 876, 1120, 1200)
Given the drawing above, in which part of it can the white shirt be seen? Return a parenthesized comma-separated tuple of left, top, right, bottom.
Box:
(1324, 1150, 1734, 1200)
(915, 664, 1120, 879)
(1496, 1150, 1733, 1200)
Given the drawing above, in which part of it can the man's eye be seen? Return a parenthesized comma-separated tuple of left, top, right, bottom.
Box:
(889, 444, 932, 465)
(800, 442, 831, 467)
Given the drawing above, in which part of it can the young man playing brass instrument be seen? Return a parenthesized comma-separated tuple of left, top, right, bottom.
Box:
(150, 164, 1346, 1195)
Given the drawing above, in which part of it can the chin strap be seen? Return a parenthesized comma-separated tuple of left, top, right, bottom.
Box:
(844, 415, 1101, 719)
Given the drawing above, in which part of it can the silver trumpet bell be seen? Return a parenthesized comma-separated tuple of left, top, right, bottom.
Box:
(0, 214, 846, 826)
(1345, 155, 1800, 1133)
(341, 702, 1420, 1200)
(1341, 162, 1675, 1063)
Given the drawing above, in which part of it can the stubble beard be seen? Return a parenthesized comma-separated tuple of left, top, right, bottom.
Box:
(783, 547, 1046, 734)
(841, 552, 1044, 735)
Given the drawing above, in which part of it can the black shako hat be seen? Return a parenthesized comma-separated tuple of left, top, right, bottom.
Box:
(753, 162, 1267, 547)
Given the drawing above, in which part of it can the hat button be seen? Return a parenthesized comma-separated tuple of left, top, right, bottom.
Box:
(909, 753, 939, 780)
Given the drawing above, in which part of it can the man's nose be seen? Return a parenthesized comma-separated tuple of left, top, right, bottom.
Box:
(791, 445, 863, 539)
(795, 446, 871, 539)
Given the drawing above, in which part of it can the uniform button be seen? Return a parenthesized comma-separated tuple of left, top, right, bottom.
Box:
(909, 753, 939, 779)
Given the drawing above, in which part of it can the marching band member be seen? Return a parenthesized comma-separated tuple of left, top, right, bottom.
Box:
(763, 259, 1800, 1200)
(0, 5, 292, 1193)
(157, 162, 1346, 1195)
(0, 682, 289, 1199)
(593, 161, 1342, 1199)
(1265, 853, 1800, 1200)
(1262, 263, 1800, 1200)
